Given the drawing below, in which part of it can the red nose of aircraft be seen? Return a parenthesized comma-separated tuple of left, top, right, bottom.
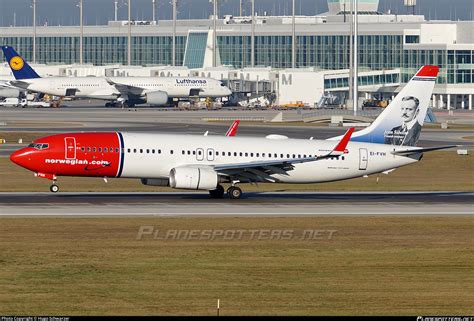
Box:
(10, 148, 31, 169)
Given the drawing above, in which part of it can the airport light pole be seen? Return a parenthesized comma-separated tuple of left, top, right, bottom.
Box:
(32, 0, 36, 64)
(172, 0, 177, 66)
(353, 0, 358, 116)
(114, 0, 119, 21)
(213, 0, 218, 67)
(291, 0, 296, 69)
(348, 0, 353, 109)
(250, 0, 255, 67)
(128, 0, 132, 65)
(79, 0, 84, 64)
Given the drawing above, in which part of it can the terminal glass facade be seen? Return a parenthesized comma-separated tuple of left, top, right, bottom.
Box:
(184, 33, 209, 69)
(0, 35, 186, 66)
(1, 33, 472, 85)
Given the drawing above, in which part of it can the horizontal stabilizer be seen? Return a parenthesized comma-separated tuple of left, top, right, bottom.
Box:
(391, 145, 458, 156)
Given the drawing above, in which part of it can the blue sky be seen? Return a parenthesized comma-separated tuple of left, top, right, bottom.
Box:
(0, 0, 472, 27)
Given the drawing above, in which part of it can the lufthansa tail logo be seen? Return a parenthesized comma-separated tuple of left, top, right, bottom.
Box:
(9, 56, 24, 71)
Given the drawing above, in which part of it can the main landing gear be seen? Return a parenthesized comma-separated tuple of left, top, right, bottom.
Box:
(208, 184, 243, 199)
(209, 184, 225, 198)
(227, 186, 242, 199)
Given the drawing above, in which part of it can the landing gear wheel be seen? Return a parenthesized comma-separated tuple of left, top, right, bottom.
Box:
(50, 184, 59, 193)
(209, 184, 225, 199)
(227, 186, 242, 199)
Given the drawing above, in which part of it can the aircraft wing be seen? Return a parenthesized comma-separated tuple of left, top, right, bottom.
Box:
(213, 128, 354, 183)
(105, 78, 145, 96)
(8, 80, 31, 90)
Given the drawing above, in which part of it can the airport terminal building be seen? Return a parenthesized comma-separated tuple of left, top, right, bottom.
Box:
(0, 0, 473, 109)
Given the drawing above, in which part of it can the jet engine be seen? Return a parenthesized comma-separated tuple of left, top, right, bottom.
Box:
(169, 167, 218, 190)
(0, 88, 21, 99)
(145, 91, 168, 106)
(140, 178, 169, 186)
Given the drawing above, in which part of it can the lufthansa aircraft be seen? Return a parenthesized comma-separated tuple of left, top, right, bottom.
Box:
(1, 46, 232, 107)
(10, 66, 453, 199)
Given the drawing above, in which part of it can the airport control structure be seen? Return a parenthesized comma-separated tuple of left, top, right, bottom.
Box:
(0, 0, 473, 110)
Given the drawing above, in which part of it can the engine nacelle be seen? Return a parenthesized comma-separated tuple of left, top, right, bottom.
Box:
(140, 178, 169, 186)
(0, 88, 20, 99)
(169, 167, 218, 190)
(145, 91, 169, 106)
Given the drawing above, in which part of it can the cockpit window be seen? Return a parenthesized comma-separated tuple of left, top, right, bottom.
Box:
(28, 143, 49, 150)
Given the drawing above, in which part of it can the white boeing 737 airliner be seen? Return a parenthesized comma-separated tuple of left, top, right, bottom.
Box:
(10, 66, 454, 199)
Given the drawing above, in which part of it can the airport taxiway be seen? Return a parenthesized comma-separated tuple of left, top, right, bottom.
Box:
(0, 192, 472, 216)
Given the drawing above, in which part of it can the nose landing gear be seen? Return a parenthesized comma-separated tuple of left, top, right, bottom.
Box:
(50, 184, 59, 193)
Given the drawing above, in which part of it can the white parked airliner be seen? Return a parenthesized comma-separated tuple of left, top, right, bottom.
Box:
(1, 46, 232, 107)
(10, 66, 454, 199)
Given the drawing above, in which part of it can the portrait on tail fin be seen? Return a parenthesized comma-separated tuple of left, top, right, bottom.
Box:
(384, 96, 422, 146)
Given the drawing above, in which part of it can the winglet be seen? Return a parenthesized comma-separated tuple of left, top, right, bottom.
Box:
(331, 127, 354, 156)
(225, 120, 240, 137)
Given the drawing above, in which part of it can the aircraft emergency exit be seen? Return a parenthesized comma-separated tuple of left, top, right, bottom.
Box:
(10, 66, 454, 199)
